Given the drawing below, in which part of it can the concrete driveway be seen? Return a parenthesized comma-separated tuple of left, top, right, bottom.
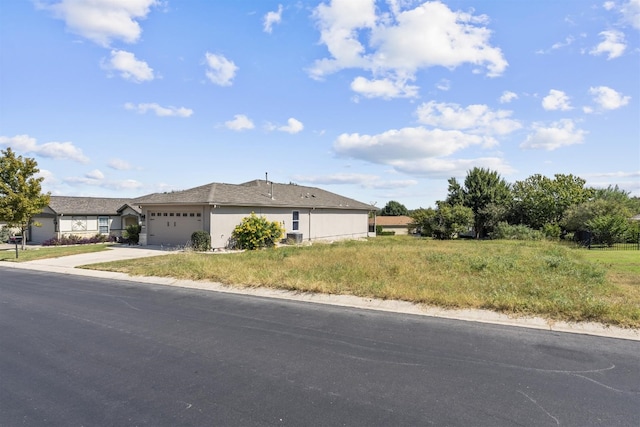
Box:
(0, 244, 172, 270)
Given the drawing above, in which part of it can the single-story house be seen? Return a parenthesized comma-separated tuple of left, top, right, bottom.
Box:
(29, 196, 141, 244)
(134, 179, 376, 248)
(370, 215, 414, 235)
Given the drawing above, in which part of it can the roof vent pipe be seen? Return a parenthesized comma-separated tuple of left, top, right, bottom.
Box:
(271, 182, 274, 199)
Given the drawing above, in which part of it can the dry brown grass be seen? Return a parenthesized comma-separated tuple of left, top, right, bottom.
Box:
(84, 237, 640, 328)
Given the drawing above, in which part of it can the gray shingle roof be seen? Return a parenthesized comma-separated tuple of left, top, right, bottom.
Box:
(46, 196, 140, 215)
(134, 180, 375, 210)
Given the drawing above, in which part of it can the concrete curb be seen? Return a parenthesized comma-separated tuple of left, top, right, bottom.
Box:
(2, 258, 638, 342)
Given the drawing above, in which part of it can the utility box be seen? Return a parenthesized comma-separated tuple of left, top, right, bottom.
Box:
(286, 232, 303, 244)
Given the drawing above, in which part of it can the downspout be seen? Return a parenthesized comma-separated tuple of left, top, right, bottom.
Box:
(308, 209, 312, 241)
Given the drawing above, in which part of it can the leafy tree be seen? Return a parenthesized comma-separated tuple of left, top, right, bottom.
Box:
(444, 177, 465, 207)
(562, 191, 634, 245)
(411, 203, 473, 239)
(460, 168, 511, 238)
(586, 214, 629, 246)
(511, 174, 593, 229)
(379, 200, 409, 216)
(231, 213, 284, 250)
(0, 148, 50, 249)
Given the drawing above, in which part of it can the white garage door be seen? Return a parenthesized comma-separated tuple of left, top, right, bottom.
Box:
(30, 217, 56, 244)
(147, 209, 203, 246)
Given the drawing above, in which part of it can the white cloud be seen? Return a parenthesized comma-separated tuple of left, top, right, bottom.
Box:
(103, 50, 154, 82)
(39, 0, 159, 47)
(603, 1, 616, 11)
(63, 175, 143, 190)
(621, 0, 640, 29)
(293, 173, 380, 185)
(582, 170, 640, 196)
(36, 169, 57, 184)
(263, 4, 283, 33)
(333, 127, 487, 164)
(389, 156, 515, 178)
(0, 134, 89, 163)
(113, 179, 144, 190)
(225, 114, 255, 131)
(542, 89, 572, 111)
(108, 158, 132, 170)
(292, 173, 418, 189)
(499, 91, 518, 104)
(350, 76, 418, 99)
(588, 86, 631, 110)
(204, 52, 238, 86)
(520, 119, 587, 151)
(436, 79, 451, 91)
(85, 169, 104, 180)
(310, 0, 507, 98)
(590, 30, 626, 59)
(415, 101, 521, 136)
(278, 118, 304, 134)
(551, 36, 575, 50)
(124, 102, 193, 117)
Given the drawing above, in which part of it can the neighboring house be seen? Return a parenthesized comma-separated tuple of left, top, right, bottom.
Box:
(370, 215, 413, 235)
(29, 196, 141, 243)
(134, 179, 376, 248)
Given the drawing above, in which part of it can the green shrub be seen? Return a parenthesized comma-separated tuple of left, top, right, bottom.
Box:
(190, 230, 211, 251)
(0, 226, 10, 243)
(375, 225, 395, 236)
(123, 224, 141, 244)
(542, 223, 561, 240)
(491, 222, 544, 240)
(231, 213, 284, 250)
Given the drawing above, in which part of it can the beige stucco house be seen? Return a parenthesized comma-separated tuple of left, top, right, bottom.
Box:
(30, 196, 141, 244)
(134, 179, 376, 248)
(370, 215, 414, 235)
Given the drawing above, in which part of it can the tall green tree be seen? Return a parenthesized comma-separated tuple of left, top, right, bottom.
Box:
(379, 200, 409, 216)
(444, 177, 465, 206)
(410, 203, 473, 240)
(460, 168, 511, 238)
(511, 174, 593, 229)
(562, 189, 634, 245)
(0, 148, 50, 249)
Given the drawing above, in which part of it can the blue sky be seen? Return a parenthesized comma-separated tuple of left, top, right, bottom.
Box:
(1, 0, 638, 209)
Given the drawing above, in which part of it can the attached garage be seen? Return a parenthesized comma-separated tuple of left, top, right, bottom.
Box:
(29, 215, 56, 244)
(146, 208, 204, 246)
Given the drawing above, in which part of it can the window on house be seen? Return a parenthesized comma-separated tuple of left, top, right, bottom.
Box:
(98, 217, 109, 234)
(292, 211, 299, 231)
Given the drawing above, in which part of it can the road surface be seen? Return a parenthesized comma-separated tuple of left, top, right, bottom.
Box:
(1, 267, 638, 426)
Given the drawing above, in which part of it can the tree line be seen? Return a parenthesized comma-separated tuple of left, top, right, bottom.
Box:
(379, 167, 640, 244)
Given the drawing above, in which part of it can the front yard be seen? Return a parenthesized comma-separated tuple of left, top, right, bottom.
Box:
(83, 237, 640, 328)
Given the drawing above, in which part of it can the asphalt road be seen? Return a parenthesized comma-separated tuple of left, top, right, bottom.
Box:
(1, 268, 638, 426)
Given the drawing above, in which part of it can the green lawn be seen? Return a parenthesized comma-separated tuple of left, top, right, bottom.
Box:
(0, 244, 111, 262)
(84, 237, 640, 328)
